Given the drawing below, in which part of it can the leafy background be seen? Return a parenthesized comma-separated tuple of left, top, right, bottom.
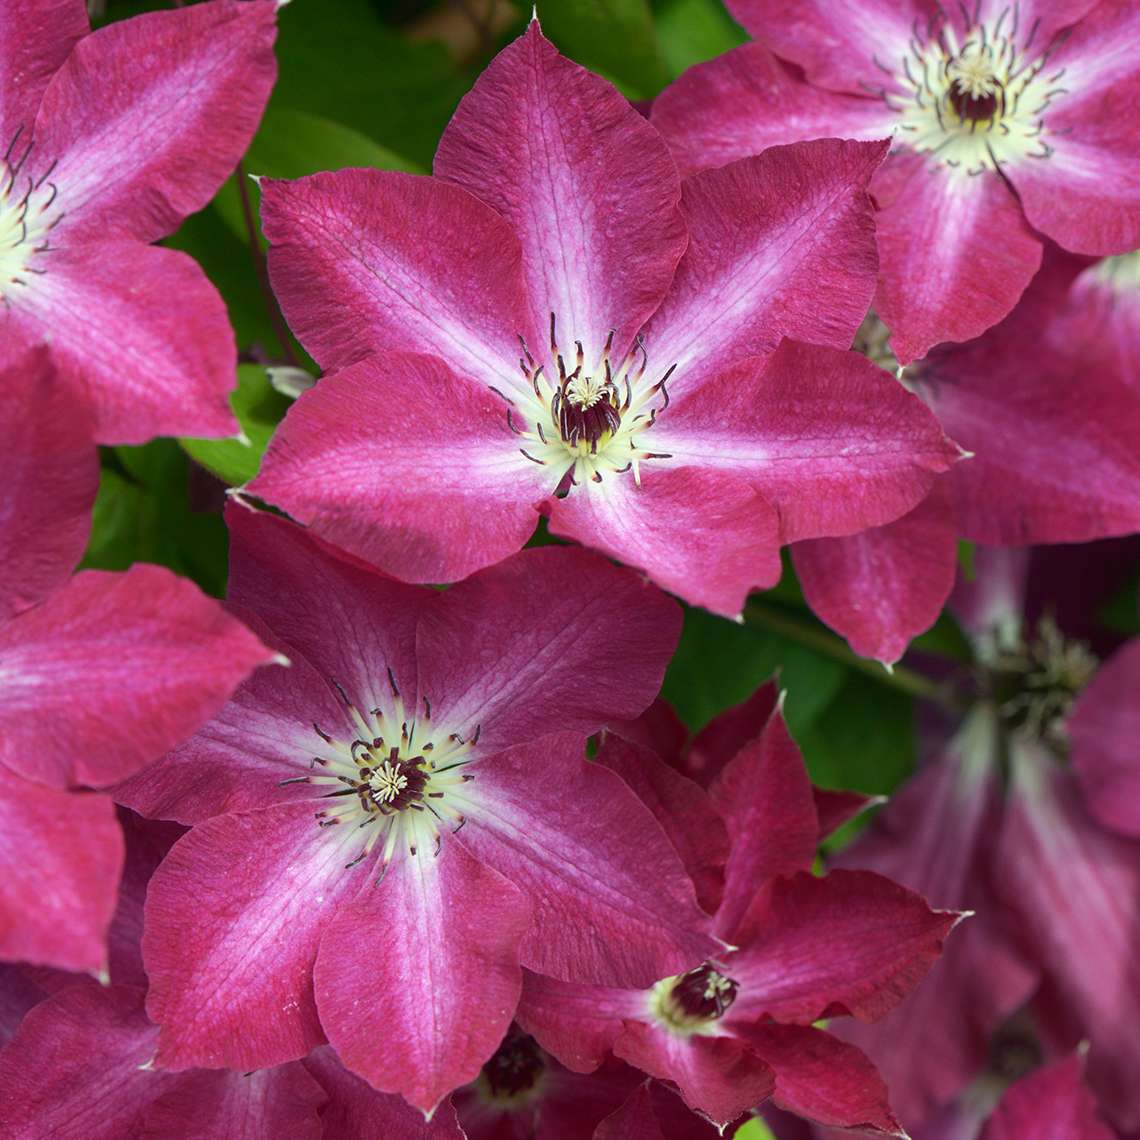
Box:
(87, 0, 1140, 784)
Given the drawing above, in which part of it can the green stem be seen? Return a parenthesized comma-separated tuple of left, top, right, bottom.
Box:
(742, 600, 966, 710)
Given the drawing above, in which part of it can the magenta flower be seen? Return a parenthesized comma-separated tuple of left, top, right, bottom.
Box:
(517, 698, 958, 1132)
(247, 22, 957, 617)
(979, 1053, 1116, 1140)
(116, 505, 719, 1113)
(0, 353, 277, 976)
(654, 1, 1140, 362)
(0, 0, 277, 443)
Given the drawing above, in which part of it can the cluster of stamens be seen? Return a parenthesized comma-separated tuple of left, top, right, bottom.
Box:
(475, 1027, 548, 1106)
(647, 962, 740, 1036)
(0, 127, 63, 305)
(868, 5, 1070, 174)
(279, 669, 478, 878)
(981, 616, 1097, 746)
(493, 313, 676, 488)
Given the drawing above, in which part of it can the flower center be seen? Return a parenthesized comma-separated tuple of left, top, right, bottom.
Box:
(497, 314, 675, 489)
(0, 130, 63, 301)
(982, 616, 1098, 746)
(875, 11, 1067, 173)
(647, 962, 740, 1036)
(474, 1027, 547, 1107)
(280, 670, 478, 874)
(853, 309, 902, 377)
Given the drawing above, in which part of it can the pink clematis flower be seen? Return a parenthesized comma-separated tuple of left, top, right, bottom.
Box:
(654, 0, 1140, 362)
(116, 504, 719, 1114)
(248, 22, 958, 617)
(517, 694, 959, 1132)
(0, 353, 278, 976)
(595, 1080, 728, 1139)
(0, 0, 277, 443)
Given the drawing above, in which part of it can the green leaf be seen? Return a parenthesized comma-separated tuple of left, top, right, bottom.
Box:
(272, 0, 471, 168)
(179, 366, 291, 487)
(663, 606, 847, 736)
(538, 0, 668, 99)
(213, 106, 422, 246)
(735, 1119, 779, 1140)
(795, 672, 916, 794)
(83, 443, 229, 597)
(653, 0, 747, 78)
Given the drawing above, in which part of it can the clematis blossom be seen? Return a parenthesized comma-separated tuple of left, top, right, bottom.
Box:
(116, 504, 720, 1115)
(655, 0, 1140, 362)
(0, 352, 278, 975)
(517, 693, 959, 1132)
(0, 0, 277, 443)
(249, 21, 958, 617)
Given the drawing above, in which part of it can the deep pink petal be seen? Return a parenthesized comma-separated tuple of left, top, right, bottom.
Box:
(653, 341, 959, 544)
(248, 355, 550, 584)
(997, 738, 1140, 1132)
(792, 483, 958, 664)
(596, 734, 729, 915)
(593, 1082, 666, 1140)
(1068, 639, 1140, 837)
(813, 788, 883, 840)
(36, 0, 276, 242)
(652, 45, 895, 177)
(614, 1022, 775, 1127)
(143, 803, 373, 1070)
(141, 1064, 325, 1140)
(0, 775, 121, 973)
(548, 464, 782, 618)
(0, 563, 277, 789)
(260, 169, 536, 389)
(830, 712, 1038, 1129)
(304, 1045, 467, 1140)
(734, 1023, 903, 1135)
(709, 702, 819, 941)
(1004, 0, 1140, 256)
(0, 965, 54, 1048)
(517, 971, 640, 1073)
(0, 0, 87, 140)
(645, 140, 887, 395)
(0, 348, 96, 620)
(683, 682, 780, 787)
(0, 984, 176, 1139)
(315, 840, 530, 1116)
(981, 1053, 1115, 1140)
(436, 23, 686, 365)
(1056, 253, 1140, 395)
(725, 0, 934, 92)
(947, 546, 1030, 646)
(729, 870, 959, 1025)
(6, 240, 239, 444)
(456, 735, 719, 987)
(608, 699, 688, 771)
(917, 341, 1140, 545)
(415, 546, 680, 752)
(872, 153, 1042, 362)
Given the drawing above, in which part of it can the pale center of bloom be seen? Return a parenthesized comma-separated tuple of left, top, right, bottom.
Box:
(0, 131, 63, 302)
(495, 314, 676, 489)
(1091, 250, 1140, 293)
(875, 9, 1067, 174)
(646, 962, 740, 1037)
(280, 671, 478, 874)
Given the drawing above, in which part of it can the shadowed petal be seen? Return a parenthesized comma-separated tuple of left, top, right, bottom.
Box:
(0, 776, 121, 973)
(981, 1053, 1116, 1140)
(0, 563, 278, 789)
(0, 348, 97, 620)
(314, 841, 530, 1117)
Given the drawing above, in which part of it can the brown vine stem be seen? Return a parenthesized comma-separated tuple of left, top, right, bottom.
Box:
(236, 160, 301, 368)
(742, 598, 967, 711)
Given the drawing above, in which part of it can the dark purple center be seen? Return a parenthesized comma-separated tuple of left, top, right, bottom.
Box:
(670, 963, 739, 1021)
(481, 1028, 546, 1100)
(949, 82, 1001, 123)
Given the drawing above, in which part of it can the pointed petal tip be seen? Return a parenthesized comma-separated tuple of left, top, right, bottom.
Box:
(91, 967, 111, 987)
(270, 652, 292, 669)
(247, 172, 264, 186)
(233, 430, 252, 447)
